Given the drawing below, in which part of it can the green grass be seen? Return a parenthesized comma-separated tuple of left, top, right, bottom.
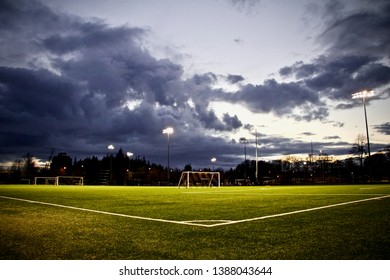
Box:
(1, 184, 390, 259)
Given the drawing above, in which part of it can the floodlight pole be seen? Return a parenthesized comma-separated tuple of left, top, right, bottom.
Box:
(363, 99, 371, 158)
(352, 89, 374, 178)
(163, 127, 174, 182)
(255, 130, 258, 184)
(240, 137, 248, 179)
(126, 151, 133, 171)
(108, 144, 115, 185)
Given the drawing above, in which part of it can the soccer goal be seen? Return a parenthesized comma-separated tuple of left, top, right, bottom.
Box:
(34, 177, 57, 185)
(56, 176, 84, 186)
(178, 171, 220, 188)
(34, 176, 84, 185)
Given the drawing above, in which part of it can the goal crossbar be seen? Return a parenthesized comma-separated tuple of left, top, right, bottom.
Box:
(178, 171, 220, 188)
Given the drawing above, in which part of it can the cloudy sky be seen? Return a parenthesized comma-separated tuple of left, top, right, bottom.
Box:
(0, 0, 389, 170)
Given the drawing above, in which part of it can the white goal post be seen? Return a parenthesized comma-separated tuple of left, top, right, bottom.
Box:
(178, 171, 220, 188)
(34, 176, 84, 186)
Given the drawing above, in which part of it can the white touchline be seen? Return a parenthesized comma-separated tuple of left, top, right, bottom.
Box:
(1, 194, 389, 228)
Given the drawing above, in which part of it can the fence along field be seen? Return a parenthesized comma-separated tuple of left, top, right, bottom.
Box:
(1, 184, 390, 259)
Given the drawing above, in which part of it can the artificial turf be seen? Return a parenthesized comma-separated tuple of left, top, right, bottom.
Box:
(0, 184, 389, 259)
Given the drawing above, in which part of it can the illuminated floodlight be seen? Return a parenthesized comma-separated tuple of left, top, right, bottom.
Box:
(211, 157, 217, 171)
(162, 127, 174, 135)
(108, 144, 115, 150)
(352, 89, 374, 99)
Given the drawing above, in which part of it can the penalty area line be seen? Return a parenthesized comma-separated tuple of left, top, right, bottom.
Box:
(1, 194, 390, 228)
(207, 194, 390, 228)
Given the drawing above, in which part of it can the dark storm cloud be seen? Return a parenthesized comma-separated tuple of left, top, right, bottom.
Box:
(41, 23, 144, 55)
(194, 106, 226, 131)
(301, 132, 316, 136)
(222, 114, 242, 130)
(323, 136, 341, 140)
(0, 67, 80, 120)
(320, 0, 390, 58)
(256, 135, 349, 158)
(0, 66, 84, 156)
(280, 0, 390, 104)
(280, 55, 390, 101)
(231, 79, 328, 121)
(0, 0, 248, 167)
(1, 0, 389, 168)
(374, 122, 390, 135)
(226, 74, 244, 84)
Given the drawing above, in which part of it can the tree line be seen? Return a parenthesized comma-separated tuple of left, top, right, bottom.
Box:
(1, 144, 389, 185)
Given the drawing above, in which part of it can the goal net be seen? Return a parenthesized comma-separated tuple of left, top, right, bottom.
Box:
(178, 171, 220, 188)
(34, 176, 84, 185)
(34, 177, 56, 185)
(56, 176, 84, 185)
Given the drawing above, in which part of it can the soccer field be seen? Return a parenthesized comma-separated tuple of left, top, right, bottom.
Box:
(1, 184, 390, 259)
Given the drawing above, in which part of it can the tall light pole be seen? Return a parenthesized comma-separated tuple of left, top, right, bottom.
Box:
(255, 130, 258, 184)
(126, 152, 133, 171)
(352, 90, 374, 157)
(352, 89, 374, 178)
(126, 152, 133, 185)
(240, 137, 248, 179)
(108, 144, 115, 185)
(163, 127, 174, 182)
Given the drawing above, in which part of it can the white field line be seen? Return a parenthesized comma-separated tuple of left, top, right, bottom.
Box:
(204, 194, 390, 228)
(1, 194, 390, 228)
(0, 195, 202, 227)
(360, 186, 390, 190)
(185, 192, 389, 196)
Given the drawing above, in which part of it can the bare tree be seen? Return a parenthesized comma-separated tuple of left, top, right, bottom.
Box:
(350, 134, 367, 168)
(282, 155, 300, 172)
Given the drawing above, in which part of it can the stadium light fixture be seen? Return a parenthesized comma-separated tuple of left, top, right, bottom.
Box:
(211, 157, 217, 171)
(108, 144, 115, 150)
(163, 127, 174, 182)
(352, 89, 374, 159)
(351, 89, 374, 100)
(163, 127, 174, 135)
